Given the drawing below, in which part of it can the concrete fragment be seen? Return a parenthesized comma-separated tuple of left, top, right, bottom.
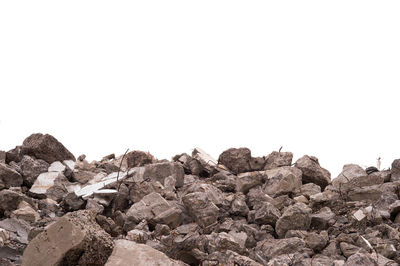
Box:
(22, 210, 113, 266)
(353, 209, 366, 221)
(263, 151, 293, 170)
(275, 203, 312, 238)
(105, 240, 187, 266)
(295, 155, 331, 189)
(0, 163, 23, 190)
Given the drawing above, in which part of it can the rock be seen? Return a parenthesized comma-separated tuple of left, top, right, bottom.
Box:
(126, 150, 155, 168)
(236, 171, 264, 194)
(391, 159, 400, 182)
(254, 202, 281, 226)
(298, 183, 321, 198)
(295, 155, 331, 189)
(130, 162, 185, 188)
(0, 150, 5, 163)
(182, 191, 220, 231)
(347, 185, 383, 202)
(262, 166, 302, 197)
(0, 189, 23, 212)
(60, 192, 86, 211)
(0, 228, 10, 247)
(264, 151, 293, 170)
(340, 242, 364, 258)
(22, 210, 113, 266)
(11, 201, 40, 223)
(126, 192, 181, 229)
(255, 237, 310, 260)
(230, 193, 249, 216)
(21, 133, 75, 164)
(18, 155, 49, 187)
(365, 166, 379, 175)
(275, 203, 312, 238)
(192, 147, 219, 174)
(286, 230, 328, 252)
(206, 250, 262, 266)
(5, 146, 23, 163)
(105, 240, 187, 266)
(345, 252, 379, 266)
(211, 171, 237, 192)
(0, 163, 23, 190)
(0, 218, 31, 244)
(332, 164, 366, 187)
(218, 148, 252, 174)
(72, 170, 96, 184)
(29, 172, 69, 201)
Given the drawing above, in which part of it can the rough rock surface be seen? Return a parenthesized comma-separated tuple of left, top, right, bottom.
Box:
(21, 210, 113, 266)
(0, 133, 399, 266)
(21, 133, 75, 163)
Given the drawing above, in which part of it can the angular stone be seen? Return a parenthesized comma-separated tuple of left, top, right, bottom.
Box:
(295, 155, 331, 189)
(130, 162, 185, 188)
(310, 207, 336, 230)
(255, 237, 310, 260)
(105, 240, 186, 266)
(263, 166, 302, 197)
(230, 193, 249, 216)
(332, 164, 366, 187)
(0, 218, 31, 244)
(339, 242, 364, 258)
(236, 171, 264, 194)
(347, 185, 383, 202)
(391, 159, 400, 182)
(218, 148, 252, 174)
(298, 183, 321, 199)
(126, 150, 155, 168)
(60, 192, 86, 211)
(11, 202, 40, 223)
(18, 155, 49, 187)
(275, 203, 312, 238)
(182, 191, 219, 230)
(0, 150, 5, 164)
(263, 151, 293, 170)
(254, 202, 281, 226)
(0, 163, 23, 190)
(0, 189, 23, 212)
(29, 172, 69, 201)
(21, 133, 75, 164)
(22, 210, 113, 266)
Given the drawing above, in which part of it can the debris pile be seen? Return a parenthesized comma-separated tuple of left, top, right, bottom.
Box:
(1, 133, 400, 266)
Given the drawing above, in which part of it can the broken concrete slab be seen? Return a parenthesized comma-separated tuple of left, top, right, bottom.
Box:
(105, 240, 187, 266)
(22, 210, 113, 266)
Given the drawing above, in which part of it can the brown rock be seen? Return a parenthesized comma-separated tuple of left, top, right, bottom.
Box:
(18, 155, 49, 187)
(126, 150, 155, 168)
(263, 166, 302, 197)
(22, 210, 113, 266)
(21, 133, 75, 164)
(218, 148, 252, 174)
(0, 163, 23, 190)
(391, 159, 400, 182)
(295, 155, 331, 189)
(263, 151, 293, 170)
(105, 240, 187, 266)
(275, 203, 312, 238)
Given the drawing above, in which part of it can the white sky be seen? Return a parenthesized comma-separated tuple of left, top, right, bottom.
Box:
(1, 1, 399, 178)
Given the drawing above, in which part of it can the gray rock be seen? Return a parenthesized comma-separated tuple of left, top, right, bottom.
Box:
(275, 203, 312, 238)
(21, 133, 75, 164)
(218, 148, 252, 174)
(22, 210, 113, 266)
(264, 151, 293, 170)
(295, 155, 331, 189)
(263, 166, 302, 197)
(0, 163, 23, 190)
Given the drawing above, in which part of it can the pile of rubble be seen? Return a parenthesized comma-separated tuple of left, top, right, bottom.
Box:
(1, 133, 400, 265)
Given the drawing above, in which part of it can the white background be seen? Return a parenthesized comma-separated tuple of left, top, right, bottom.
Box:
(1, 1, 399, 177)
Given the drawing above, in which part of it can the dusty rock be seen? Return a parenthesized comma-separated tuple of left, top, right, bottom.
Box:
(29, 172, 69, 201)
(275, 203, 312, 238)
(0, 150, 5, 163)
(298, 182, 322, 198)
(254, 202, 281, 226)
(0, 163, 23, 190)
(0, 189, 23, 213)
(11, 201, 40, 223)
(21, 133, 75, 163)
(126, 150, 155, 168)
(332, 164, 366, 187)
(182, 191, 220, 231)
(391, 159, 400, 182)
(255, 237, 311, 261)
(263, 166, 302, 197)
(105, 240, 187, 266)
(218, 148, 252, 174)
(263, 151, 293, 170)
(22, 210, 113, 266)
(236, 171, 264, 194)
(295, 155, 331, 189)
(18, 155, 49, 187)
(311, 207, 336, 230)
